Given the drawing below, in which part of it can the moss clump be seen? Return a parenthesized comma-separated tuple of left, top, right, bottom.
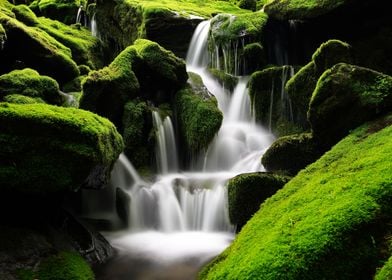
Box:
(0, 68, 62, 104)
(201, 115, 392, 279)
(375, 255, 392, 280)
(0, 102, 123, 193)
(238, 0, 256, 11)
(3, 93, 45, 104)
(262, 133, 321, 176)
(11, 4, 38, 26)
(122, 99, 153, 169)
(228, 172, 290, 231)
(286, 39, 353, 127)
(208, 68, 238, 92)
(31, 0, 84, 24)
(264, 0, 348, 20)
(241, 42, 266, 73)
(175, 86, 223, 153)
(0, 12, 79, 83)
(309, 63, 392, 150)
(249, 65, 303, 136)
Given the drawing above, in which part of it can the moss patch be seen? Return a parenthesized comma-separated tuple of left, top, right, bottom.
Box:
(201, 115, 392, 279)
(375, 254, 392, 280)
(31, 0, 85, 24)
(12, 4, 38, 26)
(208, 68, 238, 91)
(3, 93, 45, 104)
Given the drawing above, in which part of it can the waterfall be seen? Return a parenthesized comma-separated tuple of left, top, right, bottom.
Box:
(76, 6, 83, 25)
(90, 13, 98, 38)
(152, 111, 179, 174)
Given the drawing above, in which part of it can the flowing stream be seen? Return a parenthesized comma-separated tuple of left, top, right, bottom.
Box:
(95, 20, 274, 280)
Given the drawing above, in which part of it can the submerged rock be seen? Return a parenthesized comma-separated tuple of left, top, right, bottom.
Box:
(0, 68, 62, 105)
(228, 172, 290, 231)
(309, 63, 392, 149)
(0, 103, 123, 193)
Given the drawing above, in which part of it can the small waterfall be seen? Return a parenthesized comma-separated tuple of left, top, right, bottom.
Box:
(90, 13, 98, 38)
(152, 111, 179, 174)
(76, 6, 83, 25)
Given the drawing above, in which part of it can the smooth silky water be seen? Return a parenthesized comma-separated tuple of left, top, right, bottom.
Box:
(95, 20, 274, 280)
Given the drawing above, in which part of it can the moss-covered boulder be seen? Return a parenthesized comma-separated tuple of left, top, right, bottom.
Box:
(264, 0, 350, 20)
(122, 99, 153, 169)
(0, 68, 62, 104)
(3, 93, 44, 104)
(0, 103, 123, 193)
(0, 11, 79, 83)
(200, 115, 392, 280)
(175, 86, 223, 154)
(208, 68, 238, 92)
(11, 4, 38, 26)
(286, 39, 353, 127)
(261, 133, 322, 176)
(228, 172, 290, 231)
(309, 63, 392, 150)
(30, 0, 84, 24)
(249, 65, 303, 136)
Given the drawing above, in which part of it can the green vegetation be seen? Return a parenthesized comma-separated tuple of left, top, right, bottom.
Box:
(208, 68, 238, 91)
(241, 42, 266, 73)
(0, 102, 123, 193)
(309, 63, 392, 150)
(264, 0, 348, 20)
(201, 115, 392, 279)
(3, 93, 45, 104)
(228, 172, 290, 230)
(175, 86, 223, 153)
(30, 0, 85, 24)
(375, 254, 392, 280)
(11, 4, 38, 26)
(0, 68, 62, 105)
(262, 133, 321, 175)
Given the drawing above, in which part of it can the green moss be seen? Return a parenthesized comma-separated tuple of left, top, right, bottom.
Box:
(0, 68, 62, 105)
(264, 0, 348, 20)
(309, 63, 392, 150)
(375, 255, 392, 280)
(175, 86, 223, 153)
(241, 42, 266, 73)
(3, 93, 45, 104)
(33, 0, 85, 24)
(0, 102, 123, 193)
(62, 75, 85, 93)
(201, 115, 392, 279)
(262, 133, 322, 176)
(208, 68, 238, 91)
(228, 172, 290, 230)
(238, 0, 256, 11)
(11, 4, 38, 26)
(37, 251, 94, 280)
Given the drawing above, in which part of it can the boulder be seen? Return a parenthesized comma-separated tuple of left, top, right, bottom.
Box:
(0, 102, 123, 193)
(309, 63, 392, 149)
(30, 0, 83, 24)
(261, 133, 322, 176)
(11, 4, 38, 26)
(228, 172, 290, 230)
(0, 68, 62, 105)
(201, 115, 392, 280)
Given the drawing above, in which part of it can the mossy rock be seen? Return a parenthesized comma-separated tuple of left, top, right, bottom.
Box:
(309, 63, 392, 150)
(200, 115, 392, 280)
(208, 68, 238, 92)
(264, 0, 349, 20)
(286, 39, 353, 127)
(175, 85, 223, 153)
(375, 255, 392, 280)
(228, 172, 290, 231)
(0, 11, 79, 84)
(3, 93, 44, 104)
(241, 42, 266, 73)
(122, 99, 154, 169)
(31, 0, 84, 24)
(0, 102, 123, 193)
(248, 65, 303, 136)
(0, 68, 62, 104)
(261, 133, 322, 176)
(11, 4, 38, 26)
(80, 45, 140, 129)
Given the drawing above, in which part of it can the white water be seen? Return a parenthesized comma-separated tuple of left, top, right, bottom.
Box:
(76, 6, 83, 25)
(98, 20, 274, 279)
(90, 13, 98, 38)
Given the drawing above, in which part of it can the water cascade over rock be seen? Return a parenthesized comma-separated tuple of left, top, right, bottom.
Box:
(96, 20, 274, 279)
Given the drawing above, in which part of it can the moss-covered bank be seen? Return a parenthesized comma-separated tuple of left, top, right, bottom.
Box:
(201, 115, 392, 279)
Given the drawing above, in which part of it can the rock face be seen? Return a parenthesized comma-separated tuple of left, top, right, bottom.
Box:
(262, 133, 321, 176)
(309, 63, 392, 149)
(0, 103, 123, 193)
(201, 115, 392, 280)
(0, 68, 62, 105)
(228, 172, 290, 231)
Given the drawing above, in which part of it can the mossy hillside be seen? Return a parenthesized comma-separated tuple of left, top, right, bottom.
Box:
(309, 63, 392, 150)
(200, 115, 392, 280)
(228, 172, 290, 231)
(262, 133, 322, 176)
(30, 0, 85, 24)
(0, 103, 123, 193)
(80, 45, 140, 129)
(0, 11, 79, 83)
(122, 99, 154, 169)
(11, 4, 38, 26)
(286, 39, 353, 127)
(0, 68, 62, 105)
(264, 0, 348, 20)
(248, 65, 303, 136)
(175, 86, 223, 153)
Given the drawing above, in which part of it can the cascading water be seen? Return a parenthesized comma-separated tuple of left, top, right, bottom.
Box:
(90, 13, 98, 38)
(76, 6, 83, 25)
(96, 20, 274, 280)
